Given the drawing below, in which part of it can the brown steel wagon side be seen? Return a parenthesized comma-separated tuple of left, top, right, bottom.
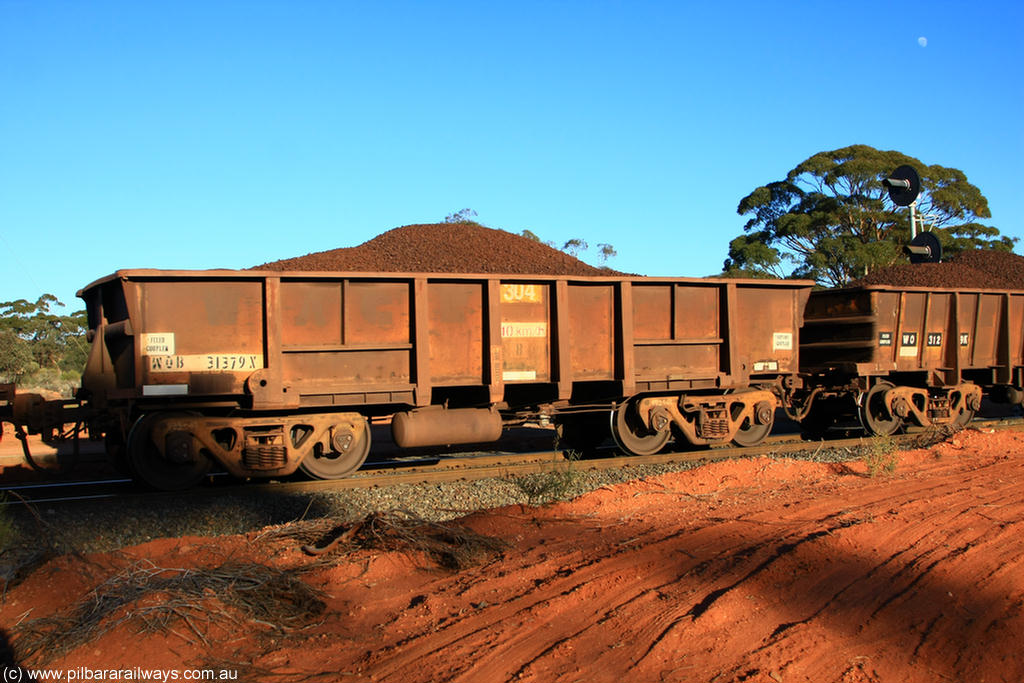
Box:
(798, 285, 1024, 435)
(9, 269, 812, 488)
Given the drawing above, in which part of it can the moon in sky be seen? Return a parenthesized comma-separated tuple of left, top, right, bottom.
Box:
(918, 36, 928, 47)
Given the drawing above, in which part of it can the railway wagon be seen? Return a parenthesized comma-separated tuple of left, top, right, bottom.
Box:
(798, 284, 1024, 435)
(60, 269, 812, 488)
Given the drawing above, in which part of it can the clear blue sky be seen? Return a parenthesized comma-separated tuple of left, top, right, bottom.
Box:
(2, 1, 1021, 312)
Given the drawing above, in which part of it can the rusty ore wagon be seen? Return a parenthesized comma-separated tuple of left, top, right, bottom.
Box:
(796, 284, 1024, 435)
(5, 269, 812, 489)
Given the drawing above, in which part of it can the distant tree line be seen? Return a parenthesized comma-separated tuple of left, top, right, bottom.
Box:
(0, 295, 87, 388)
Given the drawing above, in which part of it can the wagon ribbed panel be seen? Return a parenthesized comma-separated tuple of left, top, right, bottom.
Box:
(78, 270, 814, 411)
(801, 286, 1024, 386)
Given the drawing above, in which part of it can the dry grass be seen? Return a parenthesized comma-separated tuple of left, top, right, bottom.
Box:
(12, 509, 507, 666)
(14, 559, 326, 666)
(1, 491, 80, 599)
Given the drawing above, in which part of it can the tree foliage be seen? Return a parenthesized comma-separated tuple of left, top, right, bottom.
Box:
(561, 238, 588, 257)
(518, 229, 556, 248)
(596, 243, 617, 263)
(722, 145, 1016, 286)
(519, 229, 545, 244)
(444, 208, 479, 223)
(0, 295, 88, 381)
(0, 329, 36, 379)
(520, 230, 616, 264)
(443, 209, 617, 266)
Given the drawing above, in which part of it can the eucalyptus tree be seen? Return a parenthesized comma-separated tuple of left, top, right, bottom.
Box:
(722, 145, 1014, 286)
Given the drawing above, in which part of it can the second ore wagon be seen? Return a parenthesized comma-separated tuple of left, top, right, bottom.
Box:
(796, 283, 1024, 435)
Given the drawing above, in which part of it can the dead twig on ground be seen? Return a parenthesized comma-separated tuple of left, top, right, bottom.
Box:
(300, 510, 509, 571)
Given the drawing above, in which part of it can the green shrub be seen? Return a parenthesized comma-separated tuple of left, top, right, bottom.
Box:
(864, 434, 898, 476)
(509, 452, 581, 505)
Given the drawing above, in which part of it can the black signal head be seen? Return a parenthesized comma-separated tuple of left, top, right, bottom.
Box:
(906, 231, 942, 264)
(884, 165, 921, 207)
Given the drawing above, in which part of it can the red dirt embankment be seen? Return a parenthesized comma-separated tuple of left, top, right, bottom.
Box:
(3, 429, 1023, 682)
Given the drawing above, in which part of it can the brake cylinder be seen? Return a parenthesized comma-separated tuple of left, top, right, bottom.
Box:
(391, 407, 503, 448)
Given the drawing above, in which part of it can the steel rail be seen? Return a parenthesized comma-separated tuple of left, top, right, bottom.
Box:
(257, 417, 1024, 496)
(5, 417, 1022, 506)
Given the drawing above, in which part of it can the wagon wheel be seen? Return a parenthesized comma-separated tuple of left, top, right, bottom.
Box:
(555, 414, 609, 456)
(299, 422, 371, 479)
(611, 400, 671, 456)
(731, 399, 774, 447)
(858, 381, 902, 436)
(951, 405, 975, 430)
(127, 413, 213, 491)
(951, 388, 979, 430)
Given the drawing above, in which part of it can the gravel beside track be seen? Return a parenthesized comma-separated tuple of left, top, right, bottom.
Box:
(3, 443, 874, 557)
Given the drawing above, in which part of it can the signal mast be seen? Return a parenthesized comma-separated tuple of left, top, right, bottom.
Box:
(884, 164, 941, 263)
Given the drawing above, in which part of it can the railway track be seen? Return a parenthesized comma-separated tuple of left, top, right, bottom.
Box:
(5, 417, 1021, 506)
(269, 417, 1023, 494)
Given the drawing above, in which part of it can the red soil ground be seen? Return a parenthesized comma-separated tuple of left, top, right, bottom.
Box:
(3, 429, 1023, 682)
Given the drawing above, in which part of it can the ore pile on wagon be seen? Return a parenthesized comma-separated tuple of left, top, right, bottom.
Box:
(253, 222, 623, 276)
